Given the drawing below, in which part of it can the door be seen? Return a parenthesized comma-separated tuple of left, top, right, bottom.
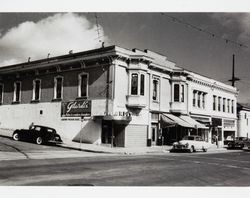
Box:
(101, 120, 112, 144)
(113, 124, 125, 147)
(151, 124, 158, 146)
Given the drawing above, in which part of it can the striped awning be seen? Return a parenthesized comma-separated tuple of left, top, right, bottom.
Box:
(161, 114, 194, 128)
(180, 115, 208, 129)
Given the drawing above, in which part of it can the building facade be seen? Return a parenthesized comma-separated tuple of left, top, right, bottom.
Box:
(237, 103, 250, 138)
(0, 46, 238, 147)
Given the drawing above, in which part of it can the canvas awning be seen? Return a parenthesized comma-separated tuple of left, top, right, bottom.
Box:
(179, 115, 208, 129)
(161, 113, 194, 128)
(160, 114, 176, 128)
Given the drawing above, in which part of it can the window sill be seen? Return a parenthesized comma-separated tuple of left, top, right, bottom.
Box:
(152, 100, 159, 104)
(76, 97, 88, 100)
(51, 98, 62, 102)
(30, 100, 40, 103)
(12, 101, 20, 104)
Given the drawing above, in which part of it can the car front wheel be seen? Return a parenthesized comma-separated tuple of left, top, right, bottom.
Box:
(189, 146, 194, 153)
(13, 133, 20, 141)
(202, 147, 207, 152)
(36, 137, 43, 145)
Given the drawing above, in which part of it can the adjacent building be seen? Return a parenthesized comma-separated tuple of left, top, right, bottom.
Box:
(0, 46, 238, 147)
(237, 103, 250, 138)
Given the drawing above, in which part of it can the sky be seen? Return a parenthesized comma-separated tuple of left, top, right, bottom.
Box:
(0, 12, 250, 103)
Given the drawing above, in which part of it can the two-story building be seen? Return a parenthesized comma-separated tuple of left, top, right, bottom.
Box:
(0, 45, 238, 147)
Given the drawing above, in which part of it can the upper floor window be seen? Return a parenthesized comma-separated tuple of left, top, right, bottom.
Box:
(152, 78, 159, 101)
(213, 95, 216, 111)
(181, 85, 184, 102)
(78, 73, 88, 97)
(218, 97, 221, 111)
(13, 81, 21, 102)
(33, 79, 41, 101)
(197, 92, 201, 108)
(202, 93, 205, 109)
(231, 100, 234, 114)
(131, 73, 138, 95)
(222, 98, 226, 112)
(0, 84, 3, 104)
(174, 84, 180, 102)
(174, 84, 184, 102)
(54, 76, 63, 99)
(193, 91, 196, 107)
(227, 99, 230, 113)
(140, 74, 145, 96)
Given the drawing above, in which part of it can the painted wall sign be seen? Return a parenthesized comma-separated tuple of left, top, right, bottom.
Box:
(61, 100, 91, 117)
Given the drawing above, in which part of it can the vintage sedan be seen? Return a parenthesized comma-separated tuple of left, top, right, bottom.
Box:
(170, 135, 211, 153)
(227, 137, 249, 149)
(12, 125, 62, 145)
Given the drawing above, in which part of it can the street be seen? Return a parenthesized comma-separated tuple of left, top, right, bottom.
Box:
(1, 136, 250, 186)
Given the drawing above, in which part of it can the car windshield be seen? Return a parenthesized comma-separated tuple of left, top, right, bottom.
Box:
(183, 136, 195, 140)
(34, 126, 42, 131)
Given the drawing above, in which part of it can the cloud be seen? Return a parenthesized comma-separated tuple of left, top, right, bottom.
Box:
(0, 13, 109, 66)
(211, 13, 250, 45)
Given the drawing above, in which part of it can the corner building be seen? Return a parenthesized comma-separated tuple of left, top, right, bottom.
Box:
(0, 46, 237, 147)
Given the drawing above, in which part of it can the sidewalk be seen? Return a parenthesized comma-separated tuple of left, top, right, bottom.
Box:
(58, 140, 230, 155)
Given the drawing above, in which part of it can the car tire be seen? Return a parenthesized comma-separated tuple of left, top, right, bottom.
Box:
(36, 137, 43, 145)
(13, 133, 20, 141)
(202, 148, 207, 152)
(189, 146, 194, 153)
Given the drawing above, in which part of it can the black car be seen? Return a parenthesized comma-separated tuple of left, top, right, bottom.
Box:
(227, 137, 249, 149)
(12, 125, 62, 145)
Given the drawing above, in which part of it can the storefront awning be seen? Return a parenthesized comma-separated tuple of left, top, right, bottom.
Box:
(160, 114, 176, 128)
(180, 115, 208, 129)
(161, 113, 194, 128)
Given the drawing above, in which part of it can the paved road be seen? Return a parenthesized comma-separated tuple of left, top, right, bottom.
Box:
(1, 135, 250, 186)
(0, 150, 250, 186)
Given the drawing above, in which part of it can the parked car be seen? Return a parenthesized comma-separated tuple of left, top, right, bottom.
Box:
(12, 125, 62, 145)
(227, 137, 250, 149)
(170, 135, 211, 153)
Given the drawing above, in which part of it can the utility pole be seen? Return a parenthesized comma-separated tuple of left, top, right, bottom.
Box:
(228, 54, 240, 87)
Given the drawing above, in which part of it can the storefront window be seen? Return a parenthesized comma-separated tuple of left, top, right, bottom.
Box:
(131, 73, 138, 95)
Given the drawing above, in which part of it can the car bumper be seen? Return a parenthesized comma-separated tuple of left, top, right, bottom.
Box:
(170, 145, 190, 152)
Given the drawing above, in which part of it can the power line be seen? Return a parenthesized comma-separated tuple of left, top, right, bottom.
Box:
(160, 13, 248, 49)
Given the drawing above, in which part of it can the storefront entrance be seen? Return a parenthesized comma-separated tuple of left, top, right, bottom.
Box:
(101, 120, 125, 147)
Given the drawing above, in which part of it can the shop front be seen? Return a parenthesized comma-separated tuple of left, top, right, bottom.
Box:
(160, 113, 207, 145)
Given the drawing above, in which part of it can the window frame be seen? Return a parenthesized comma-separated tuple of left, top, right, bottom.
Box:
(0, 83, 4, 104)
(13, 81, 21, 102)
(78, 72, 89, 98)
(131, 73, 139, 95)
(32, 79, 41, 101)
(54, 76, 63, 100)
(152, 77, 160, 101)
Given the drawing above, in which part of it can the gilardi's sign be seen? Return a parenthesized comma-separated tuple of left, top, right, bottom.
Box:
(61, 99, 91, 117)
